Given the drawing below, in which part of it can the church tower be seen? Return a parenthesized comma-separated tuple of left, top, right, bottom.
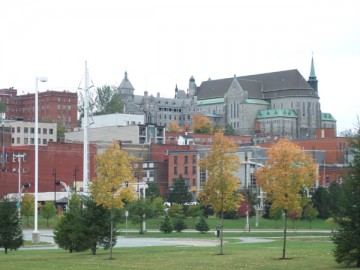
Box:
(308, 56, 318, 93)
(188, 76, 197, 97)
(118, 71, 135, 101)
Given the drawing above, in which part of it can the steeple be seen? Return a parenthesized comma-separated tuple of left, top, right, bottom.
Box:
(308, 55, 318, 93)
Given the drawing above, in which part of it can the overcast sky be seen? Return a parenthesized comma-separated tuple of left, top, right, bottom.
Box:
(1, 0, 359, 132)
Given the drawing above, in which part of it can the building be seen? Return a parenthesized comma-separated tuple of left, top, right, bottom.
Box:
(119, 57, 336, 140)
(0, 88, 78, 131)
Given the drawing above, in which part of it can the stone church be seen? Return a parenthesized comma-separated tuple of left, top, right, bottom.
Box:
(118, 58, 336, 140)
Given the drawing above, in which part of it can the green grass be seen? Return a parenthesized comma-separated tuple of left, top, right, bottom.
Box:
(0, 238, 345, 269)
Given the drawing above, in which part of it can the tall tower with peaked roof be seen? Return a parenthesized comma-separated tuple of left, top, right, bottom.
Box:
(308, 56, 318, 93)
(118, 71, 135, 101)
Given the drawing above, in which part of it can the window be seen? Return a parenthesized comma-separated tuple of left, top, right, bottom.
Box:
(192, 166, 196, 174)
(24, 138, 28, 144)
(192, 155, 196, 163)
(30, 127, 35, 134)
(43, 139, 47, 144)
(30, 138, 34, 144)
(24, 127, 29, 133)
(174, 156, 177, 164)
(43, 128, 47, 134)
(174, 167, 177, 175)
(185, 166, 188, 175)
(49, 129, 53, 135)
(184, 156, 188, 164)
(11, 127, 14, 133)
(38, 128, 41, 134)
(17, 137, 20, 144)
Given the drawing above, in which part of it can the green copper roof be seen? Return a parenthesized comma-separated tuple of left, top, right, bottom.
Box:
(246, 99, 270, 105)
(321, 112, 336, 121)
(256, 109, 297, 119)
(197, 97, 224, 106)
(309, 56, 317, 79)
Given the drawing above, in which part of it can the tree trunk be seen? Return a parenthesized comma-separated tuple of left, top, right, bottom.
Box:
(219, 209, 224, 255)
(109, 207, 114, 260)
(92, 243, 96, 255)
(282, 211, 288, 259)
(5, 247, 7, 254)
(357, 257, 360, 267)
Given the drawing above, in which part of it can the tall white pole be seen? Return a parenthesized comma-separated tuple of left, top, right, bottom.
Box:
(17, 154, 24, 219)
(33, 77, 39, 242)
(33, 76, 47, 244)
(83, 62, 89, 193)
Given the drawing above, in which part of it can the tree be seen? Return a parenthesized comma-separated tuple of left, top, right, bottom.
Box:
(57, 123, 66, 142)
(173, 218, 187, 232)
(94, 85, 123, 115)
(255, 138, 317, 259)
(81, 195, 115, 255)
(167, 175, 193, 205)
(328, 181, 341, 217)
(167, 121, 181, 133)
(0, 197, 23, 254)
(127, 198, 154, 234)
(146, 182, 160, 201)
(195, 216, 210, 233)
(303, 203, 318, 229)
(0, 100, 7, 113)
(193, 114, 212, 134)
(54, 193, 87, 253)
(167, 203, 184, 219)
(187, 204, 203, 226)
(332, 125, 360, 267)
(159, 215, 173, 233)
(312, 186, 331, 219)
(288, 210, 301, 230)
(90, 141, 137, 259)
(21, 194, 34, 227)
(41, 201, 57, 227)
(270, 208, 283, 229)
(199, 131, 242, 255)
(224, 123, 236, 136)
(152, 196, 165, 218)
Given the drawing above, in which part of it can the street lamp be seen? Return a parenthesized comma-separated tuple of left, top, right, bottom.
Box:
(33, 76, 47, 244)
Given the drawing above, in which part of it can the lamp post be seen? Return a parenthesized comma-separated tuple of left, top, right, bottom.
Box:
(15, 154, 25, 219)
(33, 76, 47, 244)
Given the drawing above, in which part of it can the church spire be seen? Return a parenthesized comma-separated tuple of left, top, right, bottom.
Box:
(308, 54, 318, 93)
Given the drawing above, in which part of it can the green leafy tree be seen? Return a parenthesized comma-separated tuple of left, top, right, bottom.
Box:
(54, 194, 87, 253)
(255, 138, 317, 259)
(303, 203, 319, 229)
(82, 195, 115, 255)
(0, 197, 23, 254)
(312, 186, 331, 218)
(94, 85, 123, 115)
(167, 203, 184, 219)
(187, 204, 203, 226)
(328, 181, 341, 217)
(159, 215, 173, 233)
(167, 175, 193, 205)
(146, 182, 160, 201)
(270, 208, 283, 229)
(90, 141, 137, 259)
(57, 123, 66, 142)
(21, 194, 34, 227)
(0, 100, 7, 113)
(332, 125, 360, 267)
(128, 198, 154, 234)
(41, 201, 57, 227)
(173, 218, 187, 232)
(199, 131, 242, 255)
(152, 196, 165, 218)
(224, 123, 236, 136)
(195, 216, 210, 233)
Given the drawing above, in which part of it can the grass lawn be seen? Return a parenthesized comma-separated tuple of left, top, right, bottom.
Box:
(0, 238, 343, 270)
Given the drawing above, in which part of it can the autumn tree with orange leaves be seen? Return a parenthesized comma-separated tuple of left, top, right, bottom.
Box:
(167, 121, 181, 133)
(193, 114, 212, 134)
(255, 138, 317, 259)
(199, 131, 242, 255)
(90, 141, 137, 259)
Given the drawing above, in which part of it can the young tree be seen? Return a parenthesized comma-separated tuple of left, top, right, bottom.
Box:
(173, 218, 187, 232)
(54, 193, 87, 253)
(159, 215, 173, 233)
(21, 194, 34, 227)
(0, 197, 23, 254)
(128, 198, 154, 234)
(328, 181, 341, 217)
(90, 141, 137, 259)
(303, 203, 319, 229)
(146, 182, 160, 201)
(312, 186, 331, 219)
(152, 196, 165, 218)
(41, 201, 57, 227)
(167, 175, 193, 205)
(255, 138, 317, 259)
(224, 123, 236, 136)
(193, 114, 212, 134)
(199, 131, 242, 255)
(195, 216, 210, 233)
(270, 208, 283, 229)
(167, 121, 181, 133)
(167, 203, 184, 219)
(332, 126, 360, 267)
(187, 204, 203, 226)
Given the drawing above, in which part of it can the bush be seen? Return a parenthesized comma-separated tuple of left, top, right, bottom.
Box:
(159, 216, 173, 233)
(195, 217, 209, 233)
(173, 218, 187, 232)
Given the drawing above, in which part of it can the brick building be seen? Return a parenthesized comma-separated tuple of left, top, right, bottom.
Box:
(0, 142, 96, 198)
(0, 88, 78, 131)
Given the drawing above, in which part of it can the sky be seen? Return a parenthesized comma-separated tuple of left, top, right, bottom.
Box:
(1, 0, 359, 133)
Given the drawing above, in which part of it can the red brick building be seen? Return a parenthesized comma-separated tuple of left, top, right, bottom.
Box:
(0, 88, 78, 131)
(0, 142, 96, 197)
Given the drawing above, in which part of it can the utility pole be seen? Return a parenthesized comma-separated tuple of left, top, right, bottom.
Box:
(15, 153, 25, 219)
(1, 113, 6, 171)
(83, 61, 89, 193)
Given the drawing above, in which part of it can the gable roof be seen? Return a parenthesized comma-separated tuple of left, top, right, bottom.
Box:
(196, 69, 317, 100)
